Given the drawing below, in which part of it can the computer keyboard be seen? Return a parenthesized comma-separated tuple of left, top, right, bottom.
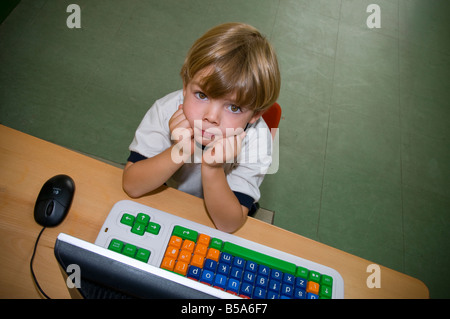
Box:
(94, 200, 344, 299)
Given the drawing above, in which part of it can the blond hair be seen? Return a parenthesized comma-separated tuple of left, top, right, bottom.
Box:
(181, 23, 280, 112)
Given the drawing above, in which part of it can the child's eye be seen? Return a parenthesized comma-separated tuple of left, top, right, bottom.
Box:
(227, 104, 242, 113)
(195, 92, 208, 100)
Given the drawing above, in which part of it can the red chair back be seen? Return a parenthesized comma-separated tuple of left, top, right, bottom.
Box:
(262, 102, 281, 139)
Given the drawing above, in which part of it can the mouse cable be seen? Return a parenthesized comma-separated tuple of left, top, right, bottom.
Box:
(30, 226, 52, 299)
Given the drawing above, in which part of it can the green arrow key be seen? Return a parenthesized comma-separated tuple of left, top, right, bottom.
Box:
(147, 222, 161, 235)
(120, 213, 135, 226)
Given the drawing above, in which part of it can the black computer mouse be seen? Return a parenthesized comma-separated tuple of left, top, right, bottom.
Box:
(34, 174, 75, 227)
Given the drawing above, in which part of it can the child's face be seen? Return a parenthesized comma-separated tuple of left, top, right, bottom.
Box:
(182, 68, 261, 146)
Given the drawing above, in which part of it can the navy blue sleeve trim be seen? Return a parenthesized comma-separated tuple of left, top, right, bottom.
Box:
(127, 151, 148, 163)
(233, 191, 254, 209)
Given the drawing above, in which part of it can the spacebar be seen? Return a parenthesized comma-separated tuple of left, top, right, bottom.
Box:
(222, 242, 297, 275)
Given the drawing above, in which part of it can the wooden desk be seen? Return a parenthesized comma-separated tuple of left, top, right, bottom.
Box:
(0, 125, 428, 299)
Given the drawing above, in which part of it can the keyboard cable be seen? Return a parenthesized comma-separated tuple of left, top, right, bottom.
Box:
(30, 226, 52, 299)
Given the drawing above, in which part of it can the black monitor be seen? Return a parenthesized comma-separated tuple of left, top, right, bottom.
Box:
(54, 233, 236, 299)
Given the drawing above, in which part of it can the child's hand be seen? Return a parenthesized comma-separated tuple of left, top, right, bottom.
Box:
(169, 104, 194, 161)
(201, 130, 246, 167)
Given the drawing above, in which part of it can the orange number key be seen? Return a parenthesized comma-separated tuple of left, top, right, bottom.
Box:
(161, 257, 176, 271)
(306, 281, 320, 295)
(182, 240, 195, 253)
(206, 248, 220, 262)
(198, 234, 210, 246)
(178, 250, 192, 264)
(194, 244, 208, 257)
(174, 261, 189, 276)
(169, 235, 182, 249)
(164, 245, 179, 259)
(190, 254, 205, 268)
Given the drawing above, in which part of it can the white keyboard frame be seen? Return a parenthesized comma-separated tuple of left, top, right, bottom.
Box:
(95, 200, 344, 299)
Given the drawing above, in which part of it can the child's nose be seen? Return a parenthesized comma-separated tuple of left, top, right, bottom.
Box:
(203, 105, 220, 125)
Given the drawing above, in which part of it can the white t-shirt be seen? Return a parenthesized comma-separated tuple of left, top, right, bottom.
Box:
(128, 90, 272, 207)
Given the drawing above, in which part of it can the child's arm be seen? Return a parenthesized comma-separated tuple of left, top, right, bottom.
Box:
(122, 147, 183, 198)
(202, 165, 249, 233)
(123, 105, 193, 198)
(200, 132, 248, 233)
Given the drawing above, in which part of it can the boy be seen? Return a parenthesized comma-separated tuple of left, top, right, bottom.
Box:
(122, 23, 280, 233)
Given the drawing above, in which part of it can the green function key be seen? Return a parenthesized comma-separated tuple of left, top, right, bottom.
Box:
(172, 225, 198, 242)
(210, 238, 223, 251)
(108, 239, 124, 253)
(136, 248, 151, 263)
(123, 243, 137, 257)
(320, 285, 332, 299)
(308, 271, 321, 283)
(107, 239, 151, 263)
(296, 266, 309, 279)
(321, 275, 333, 287)
(222, 242, 297, 275)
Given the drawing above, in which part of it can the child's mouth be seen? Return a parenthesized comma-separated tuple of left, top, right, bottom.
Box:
(201, 130, 215, 140)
